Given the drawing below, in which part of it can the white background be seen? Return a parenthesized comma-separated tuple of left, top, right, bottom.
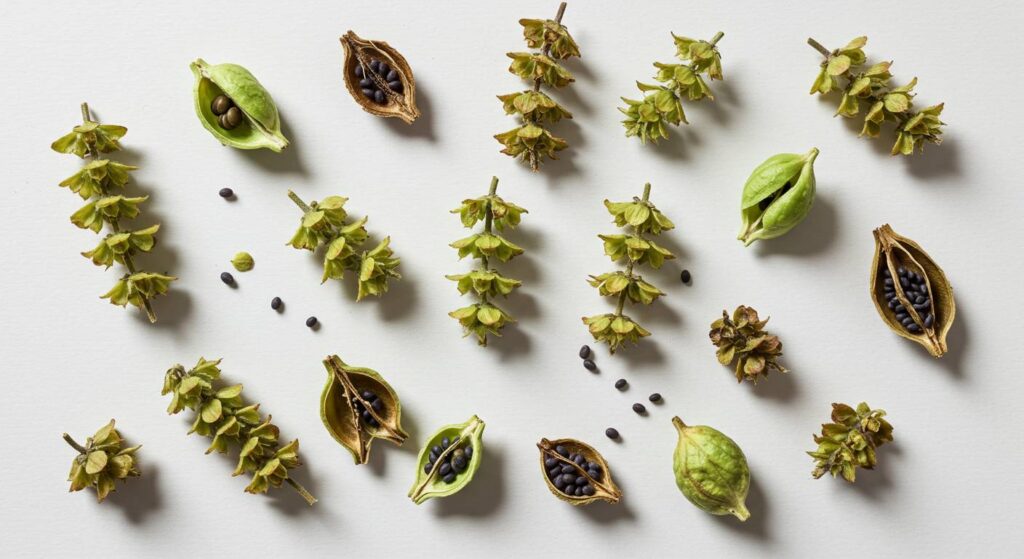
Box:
(1, 1, 1021, 557)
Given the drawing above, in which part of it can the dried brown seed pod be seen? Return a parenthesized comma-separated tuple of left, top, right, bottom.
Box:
(870, 224, 956, 357)
(320, 355, 408, 464)
(537, 437, 621, 505)
(340, 30, 420, 123)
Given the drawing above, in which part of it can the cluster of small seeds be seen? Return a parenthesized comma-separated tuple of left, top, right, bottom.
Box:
(210, 94, 243, 130)
(579, 345, 596, 371)
(424, 436, 473, 484)
(883, 266, 933, 333)
(352, 389, 383, 428)
(546, 445, 601, 497)
(355, 59, 403, 105)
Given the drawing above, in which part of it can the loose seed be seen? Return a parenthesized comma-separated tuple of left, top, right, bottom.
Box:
(680, 269, 691, 284)
(605, 427, 619, 439)
(305, 316, 318, 328)
(271, 296, 282, 310)
(583, 360, 597, 372)
(579, 345, 591, 359)
(614, 378, 627, 390)
(648, 393, 662, 403)
(218, 187, 234, 198)
(220, 272, 235, 285)
(632, 403, 646, 414)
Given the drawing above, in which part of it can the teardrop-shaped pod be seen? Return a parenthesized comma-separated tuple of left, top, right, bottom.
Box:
(870, 224, 956, 357)
(320, 355, 408, 464)
(408, 415, 485, 504)
(671, 416, 750, 521)
(537, 437, 621, 505)
(340, 31, 420, 123)
(190, 59, 289, 152)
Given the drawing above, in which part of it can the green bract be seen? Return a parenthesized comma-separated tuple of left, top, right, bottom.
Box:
(191, 59, 289, 152)
(408, 415, 486, 504)
(738, 148, 819, 246)
(672, 416, 750, 521)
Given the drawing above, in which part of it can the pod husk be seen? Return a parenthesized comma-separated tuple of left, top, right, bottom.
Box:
(190, 59, 289, 152)
(870, 224, 956, 357)
(537, 437, 621, 505)
(340, 31, 420, 123)
(320, 355, 408, 464)
(408, 415, 485, 504)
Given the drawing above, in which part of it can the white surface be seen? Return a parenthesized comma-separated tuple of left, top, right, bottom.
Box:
(1, 1, 1021, 557)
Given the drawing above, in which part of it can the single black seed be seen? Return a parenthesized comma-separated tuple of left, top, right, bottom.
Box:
(359, 78, 372, 88)
(632, 403, 646, 414)
(429, 451, 438, 463)
(649, 393, 662, 403)
(560, 464, 574, 474)
(575, 476, 587, 486)
(423, 462, 431, 473)
(924, 314, 934, 328)
(379, 62, 390, 75)
(901, 317, 915, 327)
(605, 428, 619, 439)
(431, 445, 442, 456)
(556, 445, 568, 457)
(388, 80, 403, 92)
(554, 476, 566, 489)
(579, 345, 591, 359)
(442, 473, 456, 484)
(583, 360, 597, 372)
(305, 316, 318, 327)
(452, 456, 467, 471)
(583, 485, 595, 496)
(587, 469, 600, 479)
(386, 69, 398, 81)
(895, 312, 908, 321)
(883, 278, 894, 287)
(374, 90, 385, 104)
(586, 462, 599, 471)
(898, 266, 907, 276)
(354, 65, 363, 78)
(895, 304, 905, 313)
(361, 88, 375, 98)
(220, 272, 235, 285)
(680, 269, 691, 284)
(883, 268, 891, 277)
(464, 446, 473, 459)
(574, 485, 584, 496)
(441, 437, 450, 449)
(888, 299, 898, 309)
(368, 417, 379, 428)
(361, 410, 372, 422)
(219, 187, 234, 198)
(908, 324, 922, 333)
(545, 457, 558, 468)
(371, 399, 383, 411)
(439, 463, 452, 476)
(573, 455, 585, 466)
(615, 378, 627, 390)
(900, 277, 910, 288)
(548, 466, 561, 477)
(369, 60, 380, 72)
(270, 296, 282, 310)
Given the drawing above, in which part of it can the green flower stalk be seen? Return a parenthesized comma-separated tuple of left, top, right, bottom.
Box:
(163, 357, 316, 505)
(584, 183, 676, 353)
(620, 31, 724, 144)
(287, 190, 400, 300)
(448, 177, 527, 345)
(51, 103, 175, 322)
(64, 419, 141, 503)
(495, 2, 580, 171)
(808, 36, 945, 155)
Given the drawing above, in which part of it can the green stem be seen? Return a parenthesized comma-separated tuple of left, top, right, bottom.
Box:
(82, 102, 157, 323)
(287, 189, 313, 213)
(708, 31, 724, 47)
(616, 183, 652, 317)
(286, 478, 318, 506)
(804, 43, 912, 129)
(479, 177, 499, 302)
(807, 37, 831, 58)
(532, 2, 569, 92)
(63, 433, 88, 454)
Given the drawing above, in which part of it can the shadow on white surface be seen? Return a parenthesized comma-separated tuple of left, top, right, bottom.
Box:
(102, 462, 163, 524)
(376, 275, 420, 322)
(750, 369, 801, 404)
(576, 472, 637, 524)
(379, 78, 436, 141)
(616, 338, 667, 368)
(432, 442, 506, 518)
(709, 473, 770, 540)
(846, 440, 902, 500)
(903, 137, 962, 179)
(233, 114, 308, 176)
(754, 194, 839, 257)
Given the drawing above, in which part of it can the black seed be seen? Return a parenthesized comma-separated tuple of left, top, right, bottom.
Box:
(218, 187, 234, 198)
(554, 476, 566, 489)
(908, 324, 922, 333)
(305, 316, 318, 327)
(901, 317, 915, 327)
(898, 266, 907, 276)
(441, 437, 450, 449)
(439, 463, 452, 476)
(361, 88, 374, 98)
(464, 446, 473, 459)
(615, 378, 627, 390)
(361, 410, 372, 422)
(369, 60, 379, 72)
(443, 473, 456, 484)
(386, 69, 398, 81)
(354, 65, 363, 78)
(884, 278, 894, 287)
(270, 296, 282, 310)
(575, 476, 587, 486)
(895, 304, 905, 313)
(888, 299, 898, 309)
(429, 451, 438, 463)
(883, 268, 891, 277)
(548, 465, 561, 477)
(423, 462, 431, 473)
(431, 445, 442, 456)
(374, 90, 385, 104)
(360, 390, 374, 400)
(359, 78, 372, 88)
(583, 485, 595, 496)
(371, 399, 383, 411)
(387, 80, 403, 92)
(560, 464, 574, 474)
(368, 417, 379, 427)
(605, 428, 619, 439)
(574, 485, 584, 496)
(579, 345, 591, 359)
(545, 457, 558, 468)
(555, 445, 568, 457)
(586, 462, 599, 471)
(900, 277, 910, 288)
(587, 469, 600, 479)
(378, 62, 390, 75)
(895, 312, 908, 320)
(632, 403, 646, 414)
(583, 360, 597, 372)
(915, 296, 925, 304)
(924, 314, 934, 328)
(649, 393, 662, 403)
(453, 456, 467, 471)
(573, 454, 585, 465)
(220, 272, 235, 285)
(680, 269, 691, 283)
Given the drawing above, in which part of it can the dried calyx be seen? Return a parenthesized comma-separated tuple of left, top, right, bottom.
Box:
(870, 224, 955, 357)
(320, 355, 407, 465)
(808, 402, 893, 482)
(64, 419, 141, 503)
(709, 305, 787, 384)
(409, 415, 485, 504)
(538, 438, 621, 505)
(341, 31, 419, 123)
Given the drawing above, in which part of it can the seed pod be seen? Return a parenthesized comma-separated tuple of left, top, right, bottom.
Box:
(870, 224, 956, 357)
(231, 251, 254, 272)
(737, 148, 819, 246)
(537, 437, 622, 505)
(190, 59, 289, 152)
(408, 415, 485, 504)
(671, 416, 750, 521)
(320, 355, 408, 464)
(340, 31, 419, 123)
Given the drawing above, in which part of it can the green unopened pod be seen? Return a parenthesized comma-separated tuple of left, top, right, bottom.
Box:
(737, 148, 818, 246)
(191, 59, 289, 152)
(671, 416, 750, 521)
(408, 415, 485, 504)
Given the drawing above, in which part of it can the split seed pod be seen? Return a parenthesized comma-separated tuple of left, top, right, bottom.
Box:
(320, 355, 408, 464)
(738, 148, 819, 246)
(870, 224, 956, 357)
(537, 437, 622, 505)
(340, 31, 420, 123)
(408, 415, 485, 504)
(671, 416, 750, 521)
(191, 59, 289, 152)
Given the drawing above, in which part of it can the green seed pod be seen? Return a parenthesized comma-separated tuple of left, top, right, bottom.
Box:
(191, 59, 289, 152)
(231, 251, 254, 272)
(671, 416, 750, 521)
(408, 415, 485, 504)
(737, 148, 819, 246)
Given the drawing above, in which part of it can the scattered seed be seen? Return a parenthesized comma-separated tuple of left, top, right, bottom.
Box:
(218, 187, 234, 199)
(270, 296, 282, 311)
(680, 269, 691, 284)
(220, 272, 235, 285)
(632, 403, 646, 414)
(579, 345, 591, 359)
(614, 378, 628, 390)
(583, 360, 596, 372)
(605, 428, 620, 439)
(305, 316, 318, 328)
(648, 393, 662, 403)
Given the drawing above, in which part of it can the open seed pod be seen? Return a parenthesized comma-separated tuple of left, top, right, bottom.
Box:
(190, 59, 289, 152)
(870, 224, 956, 357)
(320, 355, 408, 464)
(408, 415, 485, 504)
(340, 30, 420, 123)
(537, 437, 621, 505)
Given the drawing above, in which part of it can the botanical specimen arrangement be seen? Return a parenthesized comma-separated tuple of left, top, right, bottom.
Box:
(341, 30, 420, 123)
(672, 416, 750, 521)
(538, 438, 621, 505)
(620, 31, 724, 143)
(710, 305, 788, 384)
(808, 402, 893, 482)
(495, 2, 580, 171)
(64, 420, 141, 503)
(191, 59, 289, 151)
(808, 36, 945, 155)
(162, 358, 316, 505)
(870, 224, 955, 357)
(320, 355, 408, 465)
(51, 103, 175, 323)
(737, 148, 819, 246)
(409, 415, 485, 504)
(287, 190, 401, 300)
(448, 177, 527, 345)
(583, 183, 675, 353)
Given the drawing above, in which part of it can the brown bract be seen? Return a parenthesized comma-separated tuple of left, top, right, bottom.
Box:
(709, 305, 787, 383)
(537, 437, 621, 505)
(340, 30, 420, 123)
(320, 355, 408, 464)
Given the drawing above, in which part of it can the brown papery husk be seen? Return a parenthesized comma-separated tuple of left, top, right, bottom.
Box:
(537, 437, 621, 505)
(340, 30, 420, 123)
(321, 355, 408, 465)
(870, 224, 956, 357)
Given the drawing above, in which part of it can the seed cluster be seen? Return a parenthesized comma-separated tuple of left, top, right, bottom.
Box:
(355, 59, 403, 105)
(423, 436, 473, 484)
(546, 445, 601, 497)
(210, 94, 243, 130)
(578, 345, 596, 371)
(352, 389, 383, 428)
(883, 266, 933, 333)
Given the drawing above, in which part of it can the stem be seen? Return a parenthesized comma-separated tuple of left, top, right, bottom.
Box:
(708, 31, 724, 47)
(63, 433, 88, 454)
(807, 37, 831, 58)
(616, 183, 651, 317)
(287, 190, 313, 213)
(480, 177, 499, 301)
(641, 182, 651, 202)
(286, 478, 318, 506)
(82, 102, 157, 323)
(532, 2, 568, 92)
